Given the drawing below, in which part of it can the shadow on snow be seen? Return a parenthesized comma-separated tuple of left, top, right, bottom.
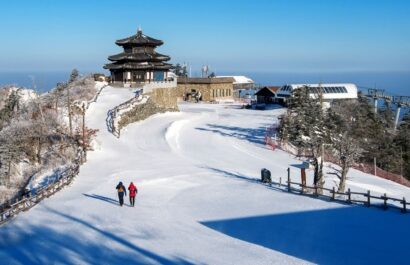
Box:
(201, 169, 410, 265)
(195, 124, 268, 145)
(83, 193, 122, 206)
(0, 207, 194, 265)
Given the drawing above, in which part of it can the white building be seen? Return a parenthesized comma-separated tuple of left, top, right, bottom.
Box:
(216, 76, 254, 90)
(276, 83, 358, 107)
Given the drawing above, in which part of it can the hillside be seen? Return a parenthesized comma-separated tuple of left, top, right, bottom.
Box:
(0, 85, 409, 265)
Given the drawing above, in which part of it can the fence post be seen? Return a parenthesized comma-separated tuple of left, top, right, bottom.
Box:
(347, 188, 351, 204)
(279, 177, 282, 187)
(28, 193, 32, 208)
(314, 185, 318, 197)
(367, 190, 371, 207)
(383, 193, 388, 210)
(331, 187, 335, 200)
(287, 168, 291, 192)
(402, 197, 407, 213)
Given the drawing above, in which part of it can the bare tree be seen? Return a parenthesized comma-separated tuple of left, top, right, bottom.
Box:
(328, 100, 363, 192)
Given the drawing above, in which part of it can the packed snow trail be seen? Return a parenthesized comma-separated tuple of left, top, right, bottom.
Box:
(1, 86, 410, 265)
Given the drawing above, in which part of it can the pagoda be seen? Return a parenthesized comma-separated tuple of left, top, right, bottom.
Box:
(104, 27, 172, 84)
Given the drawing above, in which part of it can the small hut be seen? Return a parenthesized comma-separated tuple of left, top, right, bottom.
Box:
(255, 86, 280, 104)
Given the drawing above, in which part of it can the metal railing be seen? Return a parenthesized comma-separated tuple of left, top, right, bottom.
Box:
(106, 90, 146, 138)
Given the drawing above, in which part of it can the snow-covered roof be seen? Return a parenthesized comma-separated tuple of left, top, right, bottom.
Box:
(277, 83, 358, 100)
(216, 76, 254, 85)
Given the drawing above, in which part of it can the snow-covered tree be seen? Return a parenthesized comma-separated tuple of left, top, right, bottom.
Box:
(173, 63, 188, 77)
(279, 86, 328, 190)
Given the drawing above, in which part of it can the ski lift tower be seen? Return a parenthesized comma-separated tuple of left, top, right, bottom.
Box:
(393, 96, 410, 131)
(367, 88, 387, 114)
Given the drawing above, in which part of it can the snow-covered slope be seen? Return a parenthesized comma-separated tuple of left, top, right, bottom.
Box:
(1, 86, 409, 265)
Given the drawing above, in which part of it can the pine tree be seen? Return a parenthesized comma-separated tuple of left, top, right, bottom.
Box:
(394, 114, 410, 179)
(0, 90, 21, 129)
(281, 86, 327, 190)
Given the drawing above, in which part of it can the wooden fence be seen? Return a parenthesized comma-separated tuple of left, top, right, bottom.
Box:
(267, 168, 409, 214)
(0, 84, 109, 226)
(0, 152, 83, 225)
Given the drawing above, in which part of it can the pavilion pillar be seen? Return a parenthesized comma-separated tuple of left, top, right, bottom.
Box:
(145, 72, 149, 83)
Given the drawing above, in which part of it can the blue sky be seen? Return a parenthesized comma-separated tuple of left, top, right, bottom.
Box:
(1, 0, 409, 74)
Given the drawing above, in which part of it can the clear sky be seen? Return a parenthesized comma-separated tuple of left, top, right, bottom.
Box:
(1, 0, 410, 74)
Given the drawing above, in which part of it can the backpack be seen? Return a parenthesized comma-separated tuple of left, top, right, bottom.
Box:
(118, 186, 124, 193)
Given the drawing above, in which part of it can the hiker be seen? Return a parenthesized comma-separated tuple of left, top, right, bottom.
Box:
(116, 181, 127, 206)
(128, 182, 138, 207)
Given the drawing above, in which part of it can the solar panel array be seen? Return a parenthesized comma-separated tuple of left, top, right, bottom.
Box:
(280, 85, 348, 94)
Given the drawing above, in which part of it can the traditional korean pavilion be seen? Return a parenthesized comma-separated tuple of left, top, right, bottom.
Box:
(104, 28, 172, 84)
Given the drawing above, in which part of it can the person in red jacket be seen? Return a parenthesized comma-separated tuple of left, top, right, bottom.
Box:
(128, 182, 138, 207)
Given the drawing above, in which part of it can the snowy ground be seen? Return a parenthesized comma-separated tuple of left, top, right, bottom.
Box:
(1, 86, 410, 265)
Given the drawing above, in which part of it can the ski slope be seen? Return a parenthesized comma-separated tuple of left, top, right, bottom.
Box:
(1, 86, 410, 265)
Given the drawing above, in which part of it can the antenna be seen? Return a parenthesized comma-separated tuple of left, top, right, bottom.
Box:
(201, 65, 209, 77)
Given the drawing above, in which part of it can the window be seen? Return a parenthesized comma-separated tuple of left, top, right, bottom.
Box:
(153, 71, 164, 81)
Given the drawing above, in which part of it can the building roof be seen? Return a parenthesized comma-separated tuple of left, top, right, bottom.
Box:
(115, 29, 164, 47)
(216, 76, 254, 84)
(177, 77, 235, 84)
(255, 86, 280, 96)
(276, 83, 358, 100)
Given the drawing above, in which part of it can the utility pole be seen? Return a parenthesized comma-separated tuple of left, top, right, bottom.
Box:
(82, 104, 86, 146)
(67, 84, 72, 137)
(36, 79, 46, 165)
(400, 146, 403, 182)
(374, 157, 377, 176)
(318, 82, 324, 193)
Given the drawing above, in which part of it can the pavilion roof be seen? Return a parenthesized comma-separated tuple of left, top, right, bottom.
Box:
(115, 29, 163, 47)
(108, 52, 170, 62)
(104, 61, 172, 70)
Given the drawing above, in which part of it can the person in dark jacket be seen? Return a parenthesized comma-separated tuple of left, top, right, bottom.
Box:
(116, 181, 127, 206)
(128, 182, 138, 207)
